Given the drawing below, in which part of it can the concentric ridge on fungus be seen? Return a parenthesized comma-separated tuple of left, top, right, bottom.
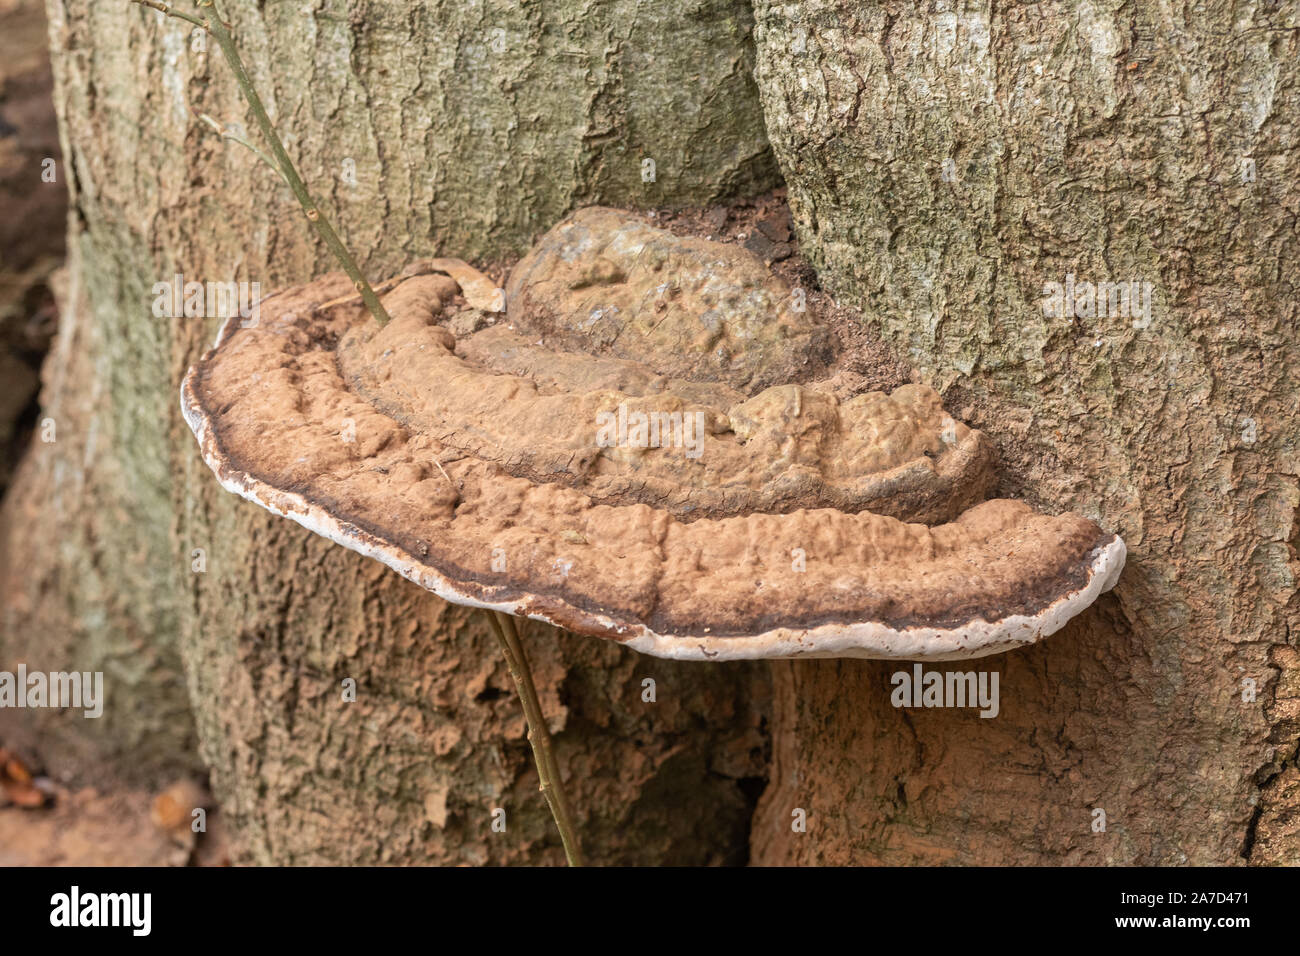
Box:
(181, 208, 1125, 661)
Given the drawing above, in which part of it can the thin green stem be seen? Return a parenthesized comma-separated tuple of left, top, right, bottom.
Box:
(486, 611, 585, 867)
(132, 0, 392, 326)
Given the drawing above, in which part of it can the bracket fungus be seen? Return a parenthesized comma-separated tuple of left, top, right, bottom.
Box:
(182, 208, 1124, 865)
(183, 208, 1124, 666)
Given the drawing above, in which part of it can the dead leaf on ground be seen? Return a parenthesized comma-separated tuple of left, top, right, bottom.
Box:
(0, 747, 52, 809)
(150, 778, 209, 847)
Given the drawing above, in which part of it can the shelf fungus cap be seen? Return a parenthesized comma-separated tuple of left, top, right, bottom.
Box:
(182, 211, 1124, 661)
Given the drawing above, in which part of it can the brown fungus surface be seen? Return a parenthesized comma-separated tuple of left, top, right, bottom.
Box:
(182, 209, 1124, 661)
(505, 207, 834, 393)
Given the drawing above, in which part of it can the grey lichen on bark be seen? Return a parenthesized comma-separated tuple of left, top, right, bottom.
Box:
(749, 0, 1299, 864)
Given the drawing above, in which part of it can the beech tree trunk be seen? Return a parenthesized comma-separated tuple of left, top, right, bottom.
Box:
(4, 0, 1295, 867)
(3, 0, 774, 864)
(748, 0, 1299, 865)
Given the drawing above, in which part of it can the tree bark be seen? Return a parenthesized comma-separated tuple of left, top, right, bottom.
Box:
(748, 0, 1299, 865)
(2, 0, 775, 863)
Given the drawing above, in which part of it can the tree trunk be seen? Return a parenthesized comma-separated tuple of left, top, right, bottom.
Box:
(8, 0, 1295, 867)
(0, 0, 63, 494)
(748, 0, 1299, 865)
(3, 0, 775, 864)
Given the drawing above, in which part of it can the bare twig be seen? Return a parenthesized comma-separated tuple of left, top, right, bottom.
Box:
(311, 274, 410, 314)
(133, 0, 206, 30)
(431, 456, 454, 487)
(131, 0, 392, 326)
(196, 112, 290, 186)
(486, 611, 585, 866)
